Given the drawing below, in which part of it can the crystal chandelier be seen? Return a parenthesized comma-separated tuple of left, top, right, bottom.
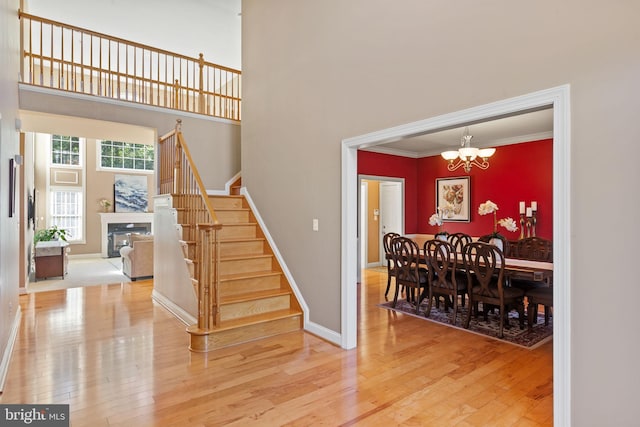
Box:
(440, 127, 496, 173)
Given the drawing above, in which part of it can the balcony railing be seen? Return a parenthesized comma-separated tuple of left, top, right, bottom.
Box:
(18, 10, 241, 121)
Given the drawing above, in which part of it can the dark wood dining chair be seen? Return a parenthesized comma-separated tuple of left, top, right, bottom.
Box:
(383, 232, 400, 297)
(511, 236, 553, 262)
(463, 241, 525, 338)
(447, 232, 472, 255)
(390, 236, 428, 313)
(527, 286, 553, 331)
(423, 239, 466, 325)
(510, 236, 553, 292)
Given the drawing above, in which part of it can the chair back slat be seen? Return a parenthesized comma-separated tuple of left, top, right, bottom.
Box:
(463, 241, 505, 299)
(424, 239, 456, 291)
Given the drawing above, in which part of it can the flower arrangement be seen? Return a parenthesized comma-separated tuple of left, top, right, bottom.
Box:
(429, 207, 448, 237)
(99, 199, 112, 212)
(478, 200, 518, 237)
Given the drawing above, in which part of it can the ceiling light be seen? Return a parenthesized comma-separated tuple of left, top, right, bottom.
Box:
(440, 127, 495, 173)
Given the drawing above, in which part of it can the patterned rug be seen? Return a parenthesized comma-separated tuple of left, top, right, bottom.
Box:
(379, 298, 553, 349)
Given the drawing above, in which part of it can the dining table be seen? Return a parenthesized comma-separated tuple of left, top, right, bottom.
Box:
(414, 241, 553, 286)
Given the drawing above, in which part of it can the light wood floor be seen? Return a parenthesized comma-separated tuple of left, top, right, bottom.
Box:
(0, 270, 552, 426)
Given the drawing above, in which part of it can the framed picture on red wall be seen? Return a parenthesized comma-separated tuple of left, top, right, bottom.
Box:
(436, 176, 471, 222)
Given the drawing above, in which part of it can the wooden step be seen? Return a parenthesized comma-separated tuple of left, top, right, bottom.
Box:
(208, 195, 244, 210)
(219, 289, 293, 321)
(220, 270, 283, 296)
(220, 254, 273, 275)
(220, 238, 266, 256)
(188, 309, 302, 352)
(175, 207, 250, 224)
(219, 223, 258, 239)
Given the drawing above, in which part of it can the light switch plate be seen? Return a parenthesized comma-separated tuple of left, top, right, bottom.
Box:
(312, 218, 319, 231)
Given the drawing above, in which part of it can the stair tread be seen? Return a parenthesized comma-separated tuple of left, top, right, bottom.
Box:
(221, 288, 292, 304)
(221, 253, 272, 262)
(220, 270, 282, 281)
(215, 308, 302, 331)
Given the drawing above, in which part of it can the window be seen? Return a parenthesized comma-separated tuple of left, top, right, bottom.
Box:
(51, 135, 81, 166)
(50, 188, 83, 241)
(99, 140, 154, 171)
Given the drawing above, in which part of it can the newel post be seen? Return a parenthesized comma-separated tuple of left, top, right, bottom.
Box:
(198, 53, 205, 114)
(173, 119, 183, 194)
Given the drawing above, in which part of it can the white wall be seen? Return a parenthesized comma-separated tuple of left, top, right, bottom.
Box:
(241, 0, 640, 425)
(0, 0, 22, 390)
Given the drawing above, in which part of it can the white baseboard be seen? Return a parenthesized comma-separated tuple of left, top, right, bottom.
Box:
(0, 306, 22, 392)
(152, 290, 197, 326)
(68, 252, 102, 259)
(304, 320, 342, 346)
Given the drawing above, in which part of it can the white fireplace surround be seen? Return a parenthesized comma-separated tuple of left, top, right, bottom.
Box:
(99, 212, 154, 258)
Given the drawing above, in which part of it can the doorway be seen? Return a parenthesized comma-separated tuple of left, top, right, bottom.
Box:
(341, 85, 571, 424)
(358, 176, 404, 272)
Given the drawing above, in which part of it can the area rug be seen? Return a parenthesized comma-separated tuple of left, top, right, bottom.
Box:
(27, 257, 131, 293)
(379, 299, 552, 349)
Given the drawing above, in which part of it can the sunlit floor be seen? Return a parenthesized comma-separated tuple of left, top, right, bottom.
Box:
(1, 269, 552, 426)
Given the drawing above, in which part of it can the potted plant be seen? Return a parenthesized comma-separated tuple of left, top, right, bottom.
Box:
(34, 225, 69, 244)
(429, 207, 448, 241)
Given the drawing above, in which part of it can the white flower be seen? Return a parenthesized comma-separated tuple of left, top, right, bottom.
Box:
(428, 213, 443, 227)
(478, 200, 499, 216)
(498, 217, 518, 232)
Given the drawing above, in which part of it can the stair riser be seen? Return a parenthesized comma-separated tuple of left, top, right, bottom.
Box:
(177, 209, 249, 224)
(220, 257, 272, 275)
(220, 225, 257, 240)
(220, 275, 282, 296)
(220, 295, 292, 321)
(221, 240, 265, 256)
(209, 197, 244, 210)
(216, 210, 250, 224)
(192, 315, 302, 351)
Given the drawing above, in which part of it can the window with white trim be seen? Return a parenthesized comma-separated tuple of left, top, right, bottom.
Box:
(99, 140, 154, 171)
(51, 135, 82, 166)
(50, 188, 83, 242)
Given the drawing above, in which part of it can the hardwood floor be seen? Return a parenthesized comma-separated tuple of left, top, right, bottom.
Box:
(0, 270, 552, 426)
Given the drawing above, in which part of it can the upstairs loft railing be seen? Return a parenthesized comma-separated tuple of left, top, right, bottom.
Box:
(159, 119, 223, 332)
(19, 11, 241, 121)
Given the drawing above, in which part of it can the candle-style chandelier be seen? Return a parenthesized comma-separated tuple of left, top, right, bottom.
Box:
(440, 127, 496, 173)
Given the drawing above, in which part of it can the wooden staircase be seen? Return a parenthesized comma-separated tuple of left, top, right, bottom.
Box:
(174, 193, 303, 351)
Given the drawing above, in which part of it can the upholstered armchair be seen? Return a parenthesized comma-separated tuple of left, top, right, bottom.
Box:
(120, 233, 154, 280)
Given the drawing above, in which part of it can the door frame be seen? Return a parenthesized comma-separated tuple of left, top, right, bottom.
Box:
(358, 175, 404, 269)
(341, 85, 571, 426)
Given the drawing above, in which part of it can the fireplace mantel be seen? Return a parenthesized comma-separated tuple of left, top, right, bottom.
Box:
(99, 212, 154, 258)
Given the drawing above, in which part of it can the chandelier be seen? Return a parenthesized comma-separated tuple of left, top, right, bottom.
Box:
(440, 127, 496, 173)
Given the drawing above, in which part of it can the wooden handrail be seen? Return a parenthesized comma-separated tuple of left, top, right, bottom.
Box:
(158, 120, 222, 331)
(18, 10, 241, 121)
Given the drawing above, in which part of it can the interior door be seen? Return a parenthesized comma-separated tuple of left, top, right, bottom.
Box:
(379, 181, 403, 263)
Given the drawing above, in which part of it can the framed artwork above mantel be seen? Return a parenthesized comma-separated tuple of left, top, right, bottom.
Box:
(435, 176, 471, 222)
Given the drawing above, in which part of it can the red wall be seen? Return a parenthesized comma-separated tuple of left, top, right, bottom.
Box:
(359, 139, 553, 240)
(357, 151, 419, 233)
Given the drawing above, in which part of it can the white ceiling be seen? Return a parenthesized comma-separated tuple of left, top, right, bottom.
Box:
(362, 107, 554, 158)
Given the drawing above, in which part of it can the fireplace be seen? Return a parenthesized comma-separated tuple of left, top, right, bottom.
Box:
(99, 213, 154, 258)
(107, 222, 152, 258)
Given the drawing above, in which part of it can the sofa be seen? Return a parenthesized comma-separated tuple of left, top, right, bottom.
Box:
(120, 233, 154, 280)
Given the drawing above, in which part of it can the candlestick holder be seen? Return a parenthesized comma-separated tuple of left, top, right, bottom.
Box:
(531, 210, 537, 237)
(525, 216, 533, 238)
(519, 213, 526, 240)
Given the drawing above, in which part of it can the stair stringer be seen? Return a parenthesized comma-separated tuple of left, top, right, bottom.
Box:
(240, 188, 341, 346)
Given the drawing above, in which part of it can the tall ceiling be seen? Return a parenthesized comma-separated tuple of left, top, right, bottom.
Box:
(23, 0, 242, 70)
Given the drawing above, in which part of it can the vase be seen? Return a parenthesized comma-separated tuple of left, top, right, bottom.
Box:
(489, 237, 503, 252)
